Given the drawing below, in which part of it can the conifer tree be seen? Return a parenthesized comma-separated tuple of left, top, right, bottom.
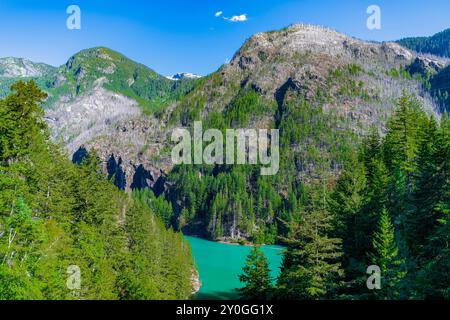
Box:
(0, 81, 195, 300)
(405, 117, 439, 254)
(277, 200, 343, 299)
(369, 209, 406, 300)
(383, 92, 428, 189)
(238, 246, 272, 300)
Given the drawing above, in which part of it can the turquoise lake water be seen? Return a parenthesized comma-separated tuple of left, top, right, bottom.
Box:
(184, 236, 284, 300)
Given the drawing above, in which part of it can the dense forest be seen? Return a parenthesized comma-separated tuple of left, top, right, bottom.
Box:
(163, 66, 362, 244)
(238, 93, 449, 299)
(135, 57, 449, 300)
(397, 28, 450, 58)
(0, 66, 448, 299)
(0, 81, 193, 299)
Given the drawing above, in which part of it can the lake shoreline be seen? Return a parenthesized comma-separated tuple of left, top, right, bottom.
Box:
(184, 234, 281, 247)
(184, 235, 284, 300)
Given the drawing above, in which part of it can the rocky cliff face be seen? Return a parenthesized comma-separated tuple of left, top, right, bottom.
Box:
(406, 56, 447, 76)
(38, 48, 191, 191)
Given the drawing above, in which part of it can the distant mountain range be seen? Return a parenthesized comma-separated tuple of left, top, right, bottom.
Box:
(0, 24, 449, 195)
(167, 72, 202, 80)
(0, 57, 55, 78)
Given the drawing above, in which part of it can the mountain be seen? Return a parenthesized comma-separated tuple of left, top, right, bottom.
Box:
(3, 48, 200, 190)
(170, 24, 440, 128)
(2, 24, 448, 301)
(0, 24, 448, 199)
(0, 57, 55, 78)
(163, 24, 447, 240)
(45, 47, 196, 108)
(0, 57, 56, 98)
(167, 72, 202, 80)
(397, 28, 450, 58)
(396, 30, 450, 111)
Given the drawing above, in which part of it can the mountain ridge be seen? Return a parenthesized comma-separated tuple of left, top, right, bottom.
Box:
(0, 24, 448, 194)
(0, 57, 56, 78)
(397, 28, 450, 58)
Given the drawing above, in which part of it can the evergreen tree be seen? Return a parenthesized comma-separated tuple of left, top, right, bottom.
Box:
(405, 117, 440, 255)
(412, 115, 450, 299)
(0, 81, 194, 300)
(277, 190, 344, 300)
(383, 92, 428, 189)
(238, 246, 272, 300)
(369, 209, 406, 300)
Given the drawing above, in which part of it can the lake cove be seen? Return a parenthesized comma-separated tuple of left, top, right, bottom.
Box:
(184, 236, 284, 300)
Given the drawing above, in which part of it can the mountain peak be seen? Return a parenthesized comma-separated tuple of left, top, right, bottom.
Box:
(167, 72, 202, 80)
(69, 47, 126, 62)
(237, 23, 414, 65)
(58, 46, 172, 102)
(219, 23, 426, 106)
(65, 47, 141, 72)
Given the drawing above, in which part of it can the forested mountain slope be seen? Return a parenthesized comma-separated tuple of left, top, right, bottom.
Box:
(162, 24, 446, 242)
(240, 93, 450, 300)
(0, 48, 199, 191)
(397, 28, 450, 58)
(0, 81, 194, 299)
(1, 24, 447, 242)
(397, 29, 450, 111)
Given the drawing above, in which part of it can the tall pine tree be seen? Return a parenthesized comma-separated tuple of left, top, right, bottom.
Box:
(238, 246, 272, 300)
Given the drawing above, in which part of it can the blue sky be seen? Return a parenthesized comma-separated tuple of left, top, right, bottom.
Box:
(1, 0, 449, 76)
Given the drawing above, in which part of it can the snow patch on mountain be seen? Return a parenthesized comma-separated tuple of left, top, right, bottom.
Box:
(166, 72, 202, 80)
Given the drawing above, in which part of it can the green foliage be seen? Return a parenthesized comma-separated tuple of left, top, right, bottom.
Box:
(132, 188, 174, 228)
(398, 29, 450, 111)
(277, 223, 343, 299)
(0, 81, 194, 300)
(387, 66, 412, 80)
(397, 29, 450, 58)
(369, 209, 406, 300)
(156, 80, 447, 300)
(238, 246, 273, 300)
(0, 81, 48, 162)
(1, 62, 446, 301)
(168, 165, 276, 242)
(224, 89, 275, 127)
(276, 182, 344, 300)
(327, 64, 371, 101)
(325, 92, 449, 300)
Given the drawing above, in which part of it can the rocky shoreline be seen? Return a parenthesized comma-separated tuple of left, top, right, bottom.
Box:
(191, 268, 201, 295)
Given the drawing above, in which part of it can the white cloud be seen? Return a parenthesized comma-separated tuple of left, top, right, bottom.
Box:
(225, 14, 247, 22)
(215, 11, 223, 17)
